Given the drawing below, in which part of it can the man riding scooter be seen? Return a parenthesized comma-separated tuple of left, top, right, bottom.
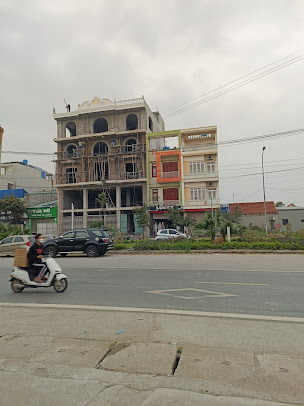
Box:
(27, 234, 47, 283)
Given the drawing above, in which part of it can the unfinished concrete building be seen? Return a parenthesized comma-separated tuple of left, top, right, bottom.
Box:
(53, 97, 164, 233)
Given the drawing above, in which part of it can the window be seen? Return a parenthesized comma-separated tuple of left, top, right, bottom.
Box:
(2, 237, 13, 244)
(301, 219, 304, 223)
(93, 118, 108, 133)
(189, 161, 204, 174)
(190, 188, 205, 201)
(149, 117, 153, 131)
(160, 230, 168, 234)
(14, 236, 24, 243)
(169, 229, 178, 235)
(152, 163, 157, 177)
(208, 188, 217, 200)
(75, 231, 89, 238)
(63, 232, 75, 239)
(1, 167, 6, 176)
(66, 144, 77, 158)
(66, 168, 77, 183)
(125, 138, 137, 152)
(91, 230, 109, 237)
(93, 142, 108, 156)
(66, 122, 76, 137)
(152, 189, 158, 202)
(282, 219, 288, 225)
(206, 162, 216, 173)
(126, 114, 138, 130)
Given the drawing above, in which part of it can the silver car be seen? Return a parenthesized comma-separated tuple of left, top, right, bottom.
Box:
(155, 229, 188, 240)
(0, 235, 35, 256)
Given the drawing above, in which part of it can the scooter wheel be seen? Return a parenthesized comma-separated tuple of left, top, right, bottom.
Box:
(53, 278, 68, 293)
(11, 278, 25, 293)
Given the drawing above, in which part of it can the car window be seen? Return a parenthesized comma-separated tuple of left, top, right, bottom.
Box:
(2, 237, 14, 244)
(63, 232, 75, 238)
(14, 236, 24, 243)
(28, 237, 35, 245)
(160, 230, 168, 234)
(75, 231, 89, 238)
(91, 230, 109, 237)
(169, 230, 178, 235)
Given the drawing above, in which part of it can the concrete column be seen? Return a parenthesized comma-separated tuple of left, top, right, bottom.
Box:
(83, 189, 88, 228)
(116, 186, 121, 229)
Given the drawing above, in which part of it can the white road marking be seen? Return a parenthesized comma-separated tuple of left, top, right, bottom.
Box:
(146, 288, 237, 300)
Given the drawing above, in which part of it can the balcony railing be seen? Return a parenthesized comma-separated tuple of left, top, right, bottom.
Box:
(184, 198, 220, 206)
(56, 171, 144, 184)
(161, 171, 179, 178)
(184, 171, 218, 178)
(56, 144, 145, 161)
(150, 200, 180, 207)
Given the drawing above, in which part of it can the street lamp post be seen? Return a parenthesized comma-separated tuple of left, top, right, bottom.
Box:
(262, 147, 268, 235)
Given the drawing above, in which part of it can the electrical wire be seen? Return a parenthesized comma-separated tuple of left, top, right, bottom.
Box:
(164, 54, 304, 118)
(163, 47, 304, 115)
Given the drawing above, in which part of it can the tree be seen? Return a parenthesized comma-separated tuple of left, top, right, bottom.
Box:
(276, 201, 285, 207)
(95, 192, 107, 209)
(134, 205, 151, 229)
(196, 210, 242, 240)
(168, 208, 197, 230)
(196, 211, 217, 239)
(0, 195, 26, 224)
(168, 208, 183, 229)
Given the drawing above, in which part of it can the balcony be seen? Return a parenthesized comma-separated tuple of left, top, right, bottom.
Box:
(150, 200, 180, 207)
(161, 171, 179, 179)
(184, 198, 220, 206)
(56, 144, 145, 161)
(184, 171, 218, 179)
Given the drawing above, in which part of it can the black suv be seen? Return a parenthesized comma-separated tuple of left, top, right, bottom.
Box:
(43, 229, 114, 257)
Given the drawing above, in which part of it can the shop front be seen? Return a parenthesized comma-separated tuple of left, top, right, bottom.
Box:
(27, 205, 58, 236)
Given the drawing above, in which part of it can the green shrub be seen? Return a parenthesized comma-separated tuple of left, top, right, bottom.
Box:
(113, 238, 304, 251)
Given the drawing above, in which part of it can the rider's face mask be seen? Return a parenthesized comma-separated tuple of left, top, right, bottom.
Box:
(39, 238, 45, 244)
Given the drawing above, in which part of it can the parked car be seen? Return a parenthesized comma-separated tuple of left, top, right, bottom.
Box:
(155, 229, 189, 240)
(0, 235, 35, 257)
(43, 229, 113, 257)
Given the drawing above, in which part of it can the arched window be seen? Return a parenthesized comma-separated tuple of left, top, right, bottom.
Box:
(126, 114, 138, 130)
(149, 117, 153, 132)
(93, 142, 108, 156)
(66, 122, 76, 137)
(66, 144, 77, 158)
(125, 138, 137, 152)
(93, 118, 108, 133)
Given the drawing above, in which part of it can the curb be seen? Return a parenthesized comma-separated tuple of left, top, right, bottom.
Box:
(109, 249, 304, 255)
(1, 303, 304, 323)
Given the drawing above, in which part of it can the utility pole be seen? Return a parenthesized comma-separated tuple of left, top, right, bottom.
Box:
(71, 202, 74, 230)
(262, 147, 268, 235)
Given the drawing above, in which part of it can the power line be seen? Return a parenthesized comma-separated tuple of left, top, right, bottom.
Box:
(164, 54, 304, 119)
(163, 47, 304, 115)
(221, 166, 304, 180)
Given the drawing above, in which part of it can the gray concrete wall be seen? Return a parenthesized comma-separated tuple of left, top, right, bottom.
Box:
(239, 213, 279, 231)
(277, 207, 304, 232)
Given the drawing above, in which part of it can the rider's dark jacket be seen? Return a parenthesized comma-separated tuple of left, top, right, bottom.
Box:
(27, 243, 43, 265)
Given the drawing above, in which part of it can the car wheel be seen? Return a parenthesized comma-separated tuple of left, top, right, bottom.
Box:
(60, 253, 68, 257)
(44, 246, 58, 257)
(85, 245, 98, 257)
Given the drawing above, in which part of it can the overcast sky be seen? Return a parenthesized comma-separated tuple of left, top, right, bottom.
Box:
(1, 0, 304, 205)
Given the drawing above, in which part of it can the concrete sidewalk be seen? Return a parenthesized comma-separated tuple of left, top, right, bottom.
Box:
(0, 303, 303, 405)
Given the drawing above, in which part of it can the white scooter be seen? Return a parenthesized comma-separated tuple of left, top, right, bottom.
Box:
(10, 256, 68, 293)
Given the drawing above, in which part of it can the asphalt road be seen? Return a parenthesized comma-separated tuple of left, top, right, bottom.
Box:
(0, 253, 303, 318)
